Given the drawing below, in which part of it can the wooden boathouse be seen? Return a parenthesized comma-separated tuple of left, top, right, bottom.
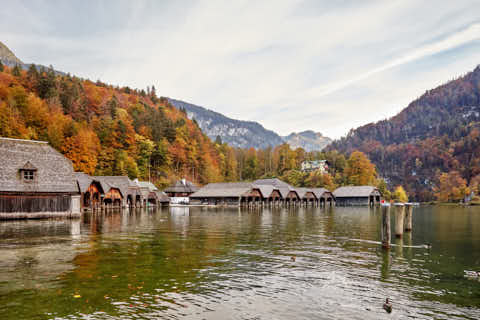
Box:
(254, 178, 301, 206)
(312, 188, 335, 207)
(164, 179, 199, 204)
(189, 182, 264, 206)
(0, 138, 81, 219)
(75, 172, 104, 211)
(333, 186, 381, 206)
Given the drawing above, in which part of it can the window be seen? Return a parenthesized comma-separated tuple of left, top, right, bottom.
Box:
(23, 170, 35, 181)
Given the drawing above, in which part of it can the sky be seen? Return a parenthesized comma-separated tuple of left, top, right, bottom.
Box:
(1, 0, 480, 138)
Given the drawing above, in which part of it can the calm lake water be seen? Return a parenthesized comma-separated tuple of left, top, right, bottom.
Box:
(0, 206, 479, 319)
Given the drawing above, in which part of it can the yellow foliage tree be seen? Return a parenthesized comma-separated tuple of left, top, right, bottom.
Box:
(344, 151, 376, 185)
(393, 186, 408, 203)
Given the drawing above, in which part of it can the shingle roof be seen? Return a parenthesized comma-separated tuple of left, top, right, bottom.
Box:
(311, 188, 334, 199)
(254, 185, 277, 199)
(333, 186, 379, 198)
(136, 180, 158, 191)
(164, 179, 199, 193)
(190, 182, 262, 198)
(92, 176, 134, 197)
(253, 178, 297, 198)
(296, 188, 315, 199)
(75, 172, 93, 193)
(0, 138, 78, 193)
(155, 191, 170, 203)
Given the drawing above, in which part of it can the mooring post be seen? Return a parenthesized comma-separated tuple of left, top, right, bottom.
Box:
(381, 203, 391, 249)
(394, 203, 405, 238)
(404, 203, 413, 232)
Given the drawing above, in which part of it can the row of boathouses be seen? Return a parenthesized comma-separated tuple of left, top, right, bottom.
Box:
(187, 178, 381, 207)
(0, 137, 383, 219)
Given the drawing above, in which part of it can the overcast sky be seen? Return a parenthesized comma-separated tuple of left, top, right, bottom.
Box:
(2, 0, 480, 138)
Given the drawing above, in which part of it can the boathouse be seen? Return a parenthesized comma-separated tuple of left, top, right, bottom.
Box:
(164, 179, 199, 204)
(75, 172, 104, 211)
(189, 182, 264, 206)
(296, 188, 317, 206)
(311, 188, 335, 207)
(254, 178, 300, 206)
(333, 186, 381, 206)
(0, 138, 81, 219)
(135, 180, 169, 207)
(256, 185, 282, 205)
(93, 176, 140, 207)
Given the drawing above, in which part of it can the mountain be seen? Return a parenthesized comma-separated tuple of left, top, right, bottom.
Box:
(0, 41, 64, 74)
(282, 130, 332, 152)
(0, 41, 23, 66)
(168, 98, 284, 149)
(327, 65, 480, 201)
(168, 98, 331, 150)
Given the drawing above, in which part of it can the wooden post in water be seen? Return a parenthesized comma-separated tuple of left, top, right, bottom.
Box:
(381, 203, 391, 249)
(404, 203, 413, 232)
(394, 203, 405, 238)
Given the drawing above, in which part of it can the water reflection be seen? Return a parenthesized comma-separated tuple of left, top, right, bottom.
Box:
(0, 206, 479, 319)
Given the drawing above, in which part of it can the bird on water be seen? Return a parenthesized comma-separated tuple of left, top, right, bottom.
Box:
(291, 256, 296, 262)
(383, 298, 392, 313)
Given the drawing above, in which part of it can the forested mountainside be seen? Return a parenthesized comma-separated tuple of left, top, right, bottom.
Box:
(282, 130, 332, 152)
(168, 98, 284, 149)
(328, 65, 480, 201)
(0, 63, 242, 187)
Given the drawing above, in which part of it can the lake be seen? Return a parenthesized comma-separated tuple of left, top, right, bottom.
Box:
(0, 206, 479, 319)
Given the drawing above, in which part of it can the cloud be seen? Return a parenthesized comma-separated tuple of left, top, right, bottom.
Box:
(304, 22, 480, 100)
(1, 1, 480, 139)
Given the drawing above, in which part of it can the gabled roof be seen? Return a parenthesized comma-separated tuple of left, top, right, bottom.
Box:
(254, 184, 280, 199)
(164, 179, 199, 193)
(311, 188, 333, 199)
(155, 191, 170, 203)
(190, 182, 263, 198)
(92, 176, 134, 197)
(296, 187, 316, 199)
(0, 138, 78, 193)
(333, 186, 379, 198)
(136, 180, 158, 191)
(75, 172, 93, 193)
(253, 178, 297, 198)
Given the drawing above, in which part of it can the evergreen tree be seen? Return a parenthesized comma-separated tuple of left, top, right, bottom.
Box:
(12, 64, 21, 76)
(215, 135, 223, 145)
(0, 60, 4, 72)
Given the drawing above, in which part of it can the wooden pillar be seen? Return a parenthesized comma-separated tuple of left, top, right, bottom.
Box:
(394, 203, 405, 238)
(381, 203, 391, 249)
(405, 203, 413, 232)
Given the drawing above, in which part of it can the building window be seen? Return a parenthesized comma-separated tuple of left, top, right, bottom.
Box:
(23, 170, 35, 181)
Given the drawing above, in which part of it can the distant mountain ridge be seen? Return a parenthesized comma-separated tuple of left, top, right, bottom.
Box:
(168, 98, 331, 151)
(282, 130, 332, 152)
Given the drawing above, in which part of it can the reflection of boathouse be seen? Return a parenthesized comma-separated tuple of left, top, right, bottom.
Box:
(0, 138, 81, 219)
(333, 186, 381, 206)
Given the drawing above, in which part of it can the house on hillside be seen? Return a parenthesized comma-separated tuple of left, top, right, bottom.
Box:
(164, 179, 199, 204)
(333, 186, 381, 206)
(189, 182, 263, 206)
(0, 137, 81, 219)
(301, 160, 329, 173)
